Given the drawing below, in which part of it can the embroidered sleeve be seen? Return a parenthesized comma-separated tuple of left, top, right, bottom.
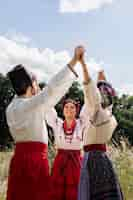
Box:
(45, 108, 58, 129)
(83, 79, 102, 118)
(15, 66, 77, 114)
(83, 79, 117, 130)
(79, 104, 90, 127)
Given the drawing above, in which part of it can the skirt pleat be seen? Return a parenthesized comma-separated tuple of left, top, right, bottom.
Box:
(51, 149, 82, 200)
(78, 151, 124, 200)
(6, 142, 50, 200)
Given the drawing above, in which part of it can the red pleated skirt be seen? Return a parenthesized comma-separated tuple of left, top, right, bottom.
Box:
(6, 142, 50, 200)
(50, 149, 82, 200)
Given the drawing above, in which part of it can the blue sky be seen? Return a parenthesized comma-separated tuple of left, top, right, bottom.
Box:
(0, 0, 133, 94)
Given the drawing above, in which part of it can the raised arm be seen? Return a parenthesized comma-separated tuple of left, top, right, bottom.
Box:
(79, 54, 117, 139)
(15, 47, 85, 114)
(79, 53, 101, 118)
(45, 108, 60, 129)
(78, 53, 117, 144)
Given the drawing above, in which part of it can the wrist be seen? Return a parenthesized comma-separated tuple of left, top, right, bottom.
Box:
(82, 63, 88, 71)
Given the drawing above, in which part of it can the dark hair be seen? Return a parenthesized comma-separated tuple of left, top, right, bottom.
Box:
(97, 80, 116, 108)
(7, 64, 32, 96)
(39, 82, 47, 90)
(63, 98, 81, 118)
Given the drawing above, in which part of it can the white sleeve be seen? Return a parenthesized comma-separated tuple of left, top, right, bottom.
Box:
(45, 108, 58, 129)
(15, 66, 77, 114)
(83, 80, 102, 118)
(83, 80, 117, 126)
(79, 104, 90, 127)
(83, 80, 117, 143)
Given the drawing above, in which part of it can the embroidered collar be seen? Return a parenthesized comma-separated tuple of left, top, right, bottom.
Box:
(63, 120, 76, 135)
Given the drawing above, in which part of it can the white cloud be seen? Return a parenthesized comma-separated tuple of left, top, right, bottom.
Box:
(0, 34, 104, 83)
(5, 31, 31, 44)
(1, 33, 132, 96)
(60, 0, 113, 13)
(0, 35, 70, 82)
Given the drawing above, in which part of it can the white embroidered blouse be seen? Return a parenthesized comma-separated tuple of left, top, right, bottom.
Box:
(82, 80, 117, 146)
(45, 106, 89, 150)
(6, 66, 77, 144)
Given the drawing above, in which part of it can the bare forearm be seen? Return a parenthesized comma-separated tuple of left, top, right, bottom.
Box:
(97, 70, 106, 81)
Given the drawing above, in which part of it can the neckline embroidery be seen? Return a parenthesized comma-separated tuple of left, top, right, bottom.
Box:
(58, 120, 82, 144)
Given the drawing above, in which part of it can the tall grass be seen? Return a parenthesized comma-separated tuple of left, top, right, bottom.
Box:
(109, 139, 133, 200)
(0, 141, 133, 200)
(0, 151, 12, 200)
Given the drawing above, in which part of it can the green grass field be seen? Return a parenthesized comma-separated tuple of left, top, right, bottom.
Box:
(0, 142, 133, 200)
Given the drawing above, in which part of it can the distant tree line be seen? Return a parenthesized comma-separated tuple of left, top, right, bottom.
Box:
(0, 73, 133, 149)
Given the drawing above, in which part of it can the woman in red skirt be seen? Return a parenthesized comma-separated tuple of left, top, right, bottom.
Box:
(46, 96, 89, 200)
(6, 46, 83, 200)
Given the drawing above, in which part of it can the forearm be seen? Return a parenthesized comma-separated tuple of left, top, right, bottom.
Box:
(81, 62, 101, 115)
(45, 64, 78, 108)
(17, 46, 85, 114)
(81, 62, 91, 84)
(83, 80, 101, 116)
(97, 70, 106, 81)
(80, 62, 100, 114)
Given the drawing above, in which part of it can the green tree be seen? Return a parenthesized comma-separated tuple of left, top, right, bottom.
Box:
(0, 74, 133, 147)
(113, 95, 133, 145)
(0, 74, 15, 148)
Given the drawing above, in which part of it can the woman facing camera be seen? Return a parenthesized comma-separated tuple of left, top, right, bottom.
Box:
(78, 55, 124, 200)
(46, 97, 89, 200)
